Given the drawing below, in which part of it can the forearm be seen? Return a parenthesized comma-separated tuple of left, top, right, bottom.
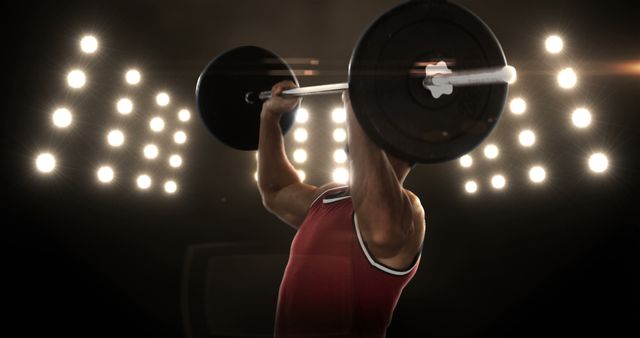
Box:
(257, 109, 300, 199)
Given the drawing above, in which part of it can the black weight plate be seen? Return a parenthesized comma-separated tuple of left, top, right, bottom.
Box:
(349, 0, 508, 164)
(196, 46, 298, 151)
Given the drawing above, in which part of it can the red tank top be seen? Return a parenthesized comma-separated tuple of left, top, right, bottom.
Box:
(275, 186, 421, 337)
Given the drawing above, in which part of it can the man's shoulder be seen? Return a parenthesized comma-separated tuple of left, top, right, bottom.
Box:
(403, 189, 425, 215)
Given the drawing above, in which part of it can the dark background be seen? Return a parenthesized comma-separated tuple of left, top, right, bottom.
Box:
(3, 0, 638, 337)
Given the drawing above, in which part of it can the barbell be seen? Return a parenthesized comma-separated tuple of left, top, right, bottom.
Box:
(196, 0, 514, 164)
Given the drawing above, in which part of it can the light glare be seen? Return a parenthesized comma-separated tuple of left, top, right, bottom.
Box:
(333, 128, 347, 142)
(332, 168, 349, 184)
(116, 98, 133, 115)
(333, 149, 348, 164)
(169, 154, 183, 168)
(107, 129, 125, 147)
(125, 69, 141, 85)
(572, 108, 592, 128)
(293, 128, 308, 143)
(464, 180, 478, 194)
(297, 170, 306, 182)
(460, 155, 473, 168)
(164, 180, 178, 194)
(52, 108, 73, 128)
(491, 174, 506, 190)
(296, 108, 309, 123)
(484, 144, 499, 159)
(178, 109, 191, 122)
(35, 153, 56, 174)
(80, 35, 98, 54)
(137, 174, 152, 190)
(529, 166, 546, 183)
(519, 130, 536, 147)
(293, 149, 308, 164)
(174, 131, 187, 144)
(545, 35, 564, 54)
(97, 166, 114, 183)
(588, 153, 609, 173)
(558, 68, 577, 89)
(67, 70, 86, 89)
(150, 117, 165, 132)
(156, 92, 170, 107)
(510, 97, 527, 115)
(143, 144, 159, 160)
(332, 108, 347, 123)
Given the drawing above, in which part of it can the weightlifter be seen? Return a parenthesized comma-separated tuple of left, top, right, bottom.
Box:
(257, 80, 426, 337)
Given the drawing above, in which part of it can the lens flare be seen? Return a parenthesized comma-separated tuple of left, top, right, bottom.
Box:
(333, 128, 347, 142)
(558, 68, 577, 89)
(529, 166, 546, 183)
(332, 168, 349, 184)
(156, 92, 170, 107)
(294, 128, 308, 143)
(80, 35, 98, 54)
(296, 108, 309, 123)
(459, 155, 473, 168)
(332, 108, 347, 123)
(519, 130, 536, 147)
(67, 69, 86, 89)
(117, 98, 133, 115)
(588, 153, 609, 173)
(136, 174, 152, 190)
(545, 35, 564, 54)
(107, 129, 125, 147)
(35, 152, 56, 174)
(293, 149, 308, 164)
(97, 166, 115, 183)
(484, 144, 499, 159)
(125, 69, 141, 85)
(509, 97, 527, 115)
(491, 174, 506, 190)
(464, 180, 478, 194)
(572, 108, 592, 128)
(52, 108, 73, 128)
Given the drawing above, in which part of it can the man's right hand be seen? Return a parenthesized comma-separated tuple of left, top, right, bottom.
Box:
(262, 80, 301, 119)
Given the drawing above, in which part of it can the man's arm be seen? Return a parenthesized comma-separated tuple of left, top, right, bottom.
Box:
(257, 81, 334, 229)
(344, 93, 425, 270)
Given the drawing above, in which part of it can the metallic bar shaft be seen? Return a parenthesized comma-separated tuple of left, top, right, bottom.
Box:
(258, 83, 349, 100)
(423, 66, 516, 87)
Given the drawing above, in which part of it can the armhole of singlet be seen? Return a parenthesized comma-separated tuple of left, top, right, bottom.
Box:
(308, 185, 349, 209)
(353, 211, 422, 276)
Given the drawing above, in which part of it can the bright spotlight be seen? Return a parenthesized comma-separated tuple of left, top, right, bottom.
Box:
(545, 35, 564, 54)
(125, 69, 141, 85)
(107, 129, 125, 147)
(296, 108, 309, 123)
(333, 149, 348, 164)
(297, 170, 306, 182)
(459, 155, 473, 168)
(333, 128, 347, 142)
(116, 98, 133, 115)
(52, 108, 73, 128)
(136, 174, 152, 190)
(588, 153, 609, 173)
(491, 174, 506, 190)
(174, 131, 187, 144)
(156, 92, 170, 107)
(558, 68, 577, 89)
(509, 97, 527, 115)
(519, 130, 536, 147)
(80, 35, 99, 54)
(332, 108, 347, 123)
(332, 168, 349, 184)
(143, 144, 159, 160)
(178, 109, 191, 122)
(97, 166, 114, 183)
(572, 108, 592, 128)
(484, 144, 499, 159)
(67, 69, 86, 89)
(164, 180, 178, 194)
(293, 128, 308, 143)
(293, 149, 308, 164)
(529, 166, 546, 183)
(169, 154, 182, 168)
(35, 152, 56, 174)
(464, 180, 478, 194)
(149, 117, 165, 132)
